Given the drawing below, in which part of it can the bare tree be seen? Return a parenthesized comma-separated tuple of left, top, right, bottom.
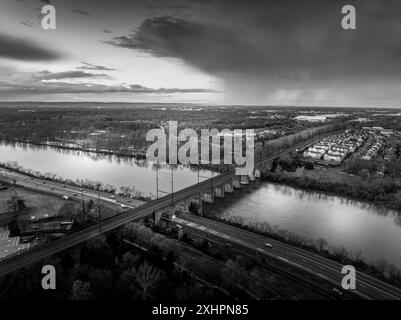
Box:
(135, 262, 161, 299)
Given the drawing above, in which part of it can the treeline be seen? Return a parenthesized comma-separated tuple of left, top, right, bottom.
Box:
(205, 214, 401, 289)
(264, 170, 401, 213)
(0, 230, 226, 300)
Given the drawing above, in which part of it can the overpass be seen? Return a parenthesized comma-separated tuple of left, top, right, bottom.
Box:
(0, 134, 325, 277)
(2, 133, 400, 300)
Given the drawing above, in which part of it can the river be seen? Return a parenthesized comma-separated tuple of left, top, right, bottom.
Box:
(1, 141, 400, 268)
(204, 182, 401, 269)
(0, 141, 212, 197)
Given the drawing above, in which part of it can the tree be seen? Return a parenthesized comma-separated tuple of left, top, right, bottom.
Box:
(316, 238, 327, 252)
(135, 262, 161, 299)
(70, 280, 93, 300)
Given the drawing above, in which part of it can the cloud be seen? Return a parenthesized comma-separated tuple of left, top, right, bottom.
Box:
(0, 81, 218, 95)
(36, 70, 109, 80)
(0, 32, 61, 61)
(77, 62, 116, 71)
(72, 9, 90, 16)
(107, 1, 401, 104)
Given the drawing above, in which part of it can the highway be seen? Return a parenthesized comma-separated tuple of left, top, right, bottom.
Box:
(0, 168, 144, 210)
(172, 214, 401, 300)
(0, 132, 360, 288)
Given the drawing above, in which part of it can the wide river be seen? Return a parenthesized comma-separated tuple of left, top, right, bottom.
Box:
(1, 141, 400, 268)
(0, 141, 212, 197)
(204, 183, 401, 269)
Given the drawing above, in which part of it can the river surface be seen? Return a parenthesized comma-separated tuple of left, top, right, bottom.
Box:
(204, 183, 401, 269)
(1, 141, 400, 268)
(0, 141, 212, 197)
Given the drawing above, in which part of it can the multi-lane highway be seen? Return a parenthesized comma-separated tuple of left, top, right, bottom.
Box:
(5, 131, 396, 301)
(0, 168, 144, 210)
(172, 214, 401, 300)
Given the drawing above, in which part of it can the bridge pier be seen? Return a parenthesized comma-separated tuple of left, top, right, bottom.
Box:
(248, 172, 256, 182)
(214, 184, 225, 198)
(240, 175, 250, 185)
(232, 176, 241, 189)
(154, 209, 165, 225)
(202, 191, 214, 204)
(224, 182, 234, 193)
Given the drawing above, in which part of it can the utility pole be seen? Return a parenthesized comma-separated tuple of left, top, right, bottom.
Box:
(97, 194, 102, 238)
(156, 162, 159, 199)
(171, 166, 174, 215)
(81, 190, 85, 224)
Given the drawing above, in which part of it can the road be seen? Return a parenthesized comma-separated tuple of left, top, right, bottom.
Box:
(0, 168, 144, 210)
(172, 214, 401, 300)
(0, 133, 338, 278)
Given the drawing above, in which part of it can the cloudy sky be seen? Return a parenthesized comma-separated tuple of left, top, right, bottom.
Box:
(1, 0, 401, 107)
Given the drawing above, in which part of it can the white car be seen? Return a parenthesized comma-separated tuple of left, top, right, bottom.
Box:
(265, 243, 273, 248)
(62, 195, 70, 200)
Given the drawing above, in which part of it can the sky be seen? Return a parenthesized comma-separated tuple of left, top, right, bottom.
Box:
(0, 0, 401, 107)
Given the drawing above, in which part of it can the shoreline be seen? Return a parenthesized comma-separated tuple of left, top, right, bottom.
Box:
(261, 173, 401, 214)
(0, 139, 147, 160)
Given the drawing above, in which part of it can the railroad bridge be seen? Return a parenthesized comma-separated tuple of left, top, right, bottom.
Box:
(153, 160, 273, 225)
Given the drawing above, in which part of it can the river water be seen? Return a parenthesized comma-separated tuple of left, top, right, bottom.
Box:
(0, 141, 212, 197)
(1, 141, 400, 268)
(204, 183, 401, 268)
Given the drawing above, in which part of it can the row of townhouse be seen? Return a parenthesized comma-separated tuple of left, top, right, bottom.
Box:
(303, 130, 367, 163)
(361, 141, 382, 160)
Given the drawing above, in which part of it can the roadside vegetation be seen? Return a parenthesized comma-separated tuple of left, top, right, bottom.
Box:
(201, 213, 401, 289)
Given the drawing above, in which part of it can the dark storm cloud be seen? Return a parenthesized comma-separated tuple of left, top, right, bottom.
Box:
(36, 70, 108, 80)
(108, 16, 265, 75)
(108, 0, 401, 81)
(77, 62, 116, 71)
(0, 32, 61, 61)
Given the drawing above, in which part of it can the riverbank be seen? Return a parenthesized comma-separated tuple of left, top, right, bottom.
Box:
(201, 211, 401, 289)
(0, 139, 147, 160)
(0, 162, 153, 202)
(262, 169, 401, 213)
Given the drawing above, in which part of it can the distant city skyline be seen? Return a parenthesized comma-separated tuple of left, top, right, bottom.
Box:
(1, 0, 401, 107)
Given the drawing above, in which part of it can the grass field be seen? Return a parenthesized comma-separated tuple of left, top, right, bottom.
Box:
(0, 187, 66, 220)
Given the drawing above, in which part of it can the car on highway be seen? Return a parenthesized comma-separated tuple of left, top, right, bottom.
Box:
(332, 288, 343, 296)
(42, 181, 46, 184)
(120, 204, 127, 209)
(79, 188, 83, 191)
(265, 243, 273, 248)
(62, 195, 70, 200)
(110, 195, 116, 199)
(73, 193, 77, 196)
(62, 184, 66, 188)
